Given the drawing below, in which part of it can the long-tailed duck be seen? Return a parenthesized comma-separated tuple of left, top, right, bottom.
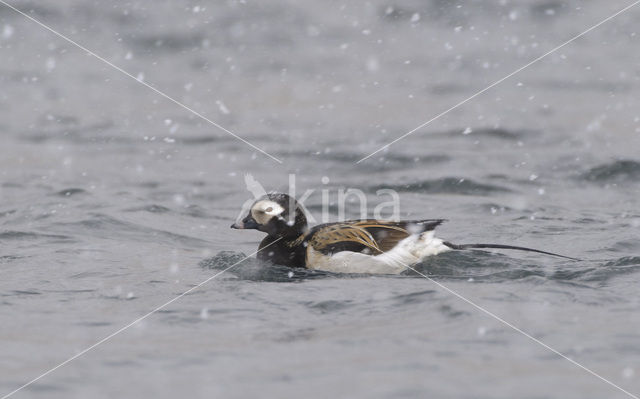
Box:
(231, 193, 578, 274)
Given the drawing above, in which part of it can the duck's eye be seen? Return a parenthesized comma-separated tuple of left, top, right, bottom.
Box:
(265, 207, 273, 213)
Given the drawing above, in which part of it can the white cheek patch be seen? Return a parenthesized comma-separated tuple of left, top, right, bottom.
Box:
(251, 200, 285, 225)
(262, 201, 285, 216)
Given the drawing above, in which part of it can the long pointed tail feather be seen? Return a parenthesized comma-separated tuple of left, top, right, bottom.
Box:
(443, 242, 581, 261)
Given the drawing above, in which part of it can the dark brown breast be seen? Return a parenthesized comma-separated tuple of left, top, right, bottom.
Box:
(257, 235, 307, 268)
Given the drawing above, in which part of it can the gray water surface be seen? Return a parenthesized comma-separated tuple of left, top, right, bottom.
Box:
(1, 1, 640, 398)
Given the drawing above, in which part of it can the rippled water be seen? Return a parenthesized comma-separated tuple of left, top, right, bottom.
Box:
(1, 0, 640, 398)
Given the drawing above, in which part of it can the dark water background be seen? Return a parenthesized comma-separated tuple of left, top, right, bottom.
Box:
(1, 0, 640, 398)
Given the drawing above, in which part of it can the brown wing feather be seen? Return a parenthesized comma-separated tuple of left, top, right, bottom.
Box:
(308, 224, 382, 254)
(375, 228, 412, 252)
(307, 219, 445, 256)
(350, 220, 410, 252)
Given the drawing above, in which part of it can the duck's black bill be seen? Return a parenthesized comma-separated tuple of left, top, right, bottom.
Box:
(231, 216, 259, 230)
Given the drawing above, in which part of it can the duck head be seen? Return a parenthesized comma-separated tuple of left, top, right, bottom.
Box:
(231, 193, 308, 238)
